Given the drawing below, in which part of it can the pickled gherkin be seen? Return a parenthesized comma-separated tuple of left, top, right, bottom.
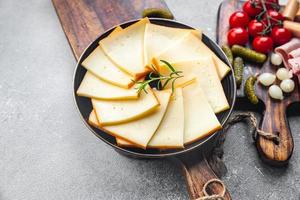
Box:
(142, 8, 174, 19)
(244, 76, 259, 104)
(222, 45, 233, 65)
(233, 57, 244, 88)
(231, 45, 266, 64)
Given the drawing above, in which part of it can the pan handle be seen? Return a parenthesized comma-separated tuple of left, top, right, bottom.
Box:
(256, 101, 294, 165)
(179, 156, 231, 200)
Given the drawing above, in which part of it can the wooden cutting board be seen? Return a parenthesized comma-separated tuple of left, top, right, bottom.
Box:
(217, 0, 300, 166)
(52, 0, 231, 199)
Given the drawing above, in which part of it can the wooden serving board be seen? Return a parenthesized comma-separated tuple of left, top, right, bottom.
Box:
(217, 0, 300, 166)
(52, 0, 231, 199)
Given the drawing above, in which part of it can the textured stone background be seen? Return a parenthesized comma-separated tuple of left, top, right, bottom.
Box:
(0, 0, 299, 199)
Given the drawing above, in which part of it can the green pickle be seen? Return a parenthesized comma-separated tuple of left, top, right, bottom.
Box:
(233, 57, 244, 88)
(231, 45, 266, 64)
(221, 45, 233, 65)
(142, 8, 174, 19)
(244, 76, 259, 104)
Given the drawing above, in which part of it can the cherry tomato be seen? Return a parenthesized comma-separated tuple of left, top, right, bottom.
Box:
(227, 27, 249, 46)
(229, 11, 250, 28)
(271, 27, 292, 46)
(243, 1, 262, 17)
(263, 10, 284, 26)
(248, 20, 264, 37)
(252, 36, 273, 53)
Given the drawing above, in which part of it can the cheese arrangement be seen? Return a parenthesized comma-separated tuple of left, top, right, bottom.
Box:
(88, 110, 134, 147)
(89, 89, 171, 148)
(77, 18, 231, 150)
(99, 18, 150, 78)
(182, 82, 222, 144)
(159, 58, 229, 113)
(82, 27, 134, 88)
(92, 86, 159, 126)
(144, 23, 197, 66)
(148, 88, 184, 148)
(81, 46, 134, 89)
(76, 72, 138, 100)
(152, 31, 230, 79)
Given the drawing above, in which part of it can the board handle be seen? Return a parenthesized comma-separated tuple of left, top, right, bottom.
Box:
(180, 157, 231, 200)
(257, 101, 294, 166)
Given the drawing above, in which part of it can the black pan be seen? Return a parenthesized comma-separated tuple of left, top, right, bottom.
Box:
(73, 18, 236, 159)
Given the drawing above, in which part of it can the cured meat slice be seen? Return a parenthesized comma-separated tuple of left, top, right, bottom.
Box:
(275, 38, 300, 68)
(288, 57, 300, 75)
(289, 48, 300, 59)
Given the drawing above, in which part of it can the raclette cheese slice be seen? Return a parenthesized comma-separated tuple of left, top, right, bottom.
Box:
(144, 23, 196, 66)
(99, 18, 150, 78)
(100, 74, 197, 148)
(160, 58, 229, 113)
(88, 110, 136, 147)
(100, 90, 172, 148)
(110, 26, 123, 35)
(88, 110, 101, 128)
(92, 86, 159, 126)
(81, 46, 134, 89)
(148, 88, 184, 148)
(183, 82, 222, 144)
(116, 138, 136, 147)
(198, 42, 230, 80)
(76, 72, 138, 100)
(153, 32, 230, 79)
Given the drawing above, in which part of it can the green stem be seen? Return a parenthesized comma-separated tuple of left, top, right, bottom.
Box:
(260, 0, 272, 33)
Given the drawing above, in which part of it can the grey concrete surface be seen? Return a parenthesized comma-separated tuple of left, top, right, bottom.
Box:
(0, 0, 299, 200)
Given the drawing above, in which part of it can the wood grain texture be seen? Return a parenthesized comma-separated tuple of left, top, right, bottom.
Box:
(255, 57, 299, 165)
(181, 157, 231, 200)
(217, 0, 299, 165)
(53, 0, 231, 198)
(52, 0, 169, 60)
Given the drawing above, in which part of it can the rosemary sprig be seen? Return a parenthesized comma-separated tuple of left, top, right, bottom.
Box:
(134, 60, 183, 95)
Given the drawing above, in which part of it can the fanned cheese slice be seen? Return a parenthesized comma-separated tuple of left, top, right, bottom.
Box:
(116, 82, 191, 147)
(110, 26, 123, 35)
(153, 32, 230, 79)
(183, 82, 222, 144)
(148, 88, 184, 148)
(116, 138, 135, 147)
(81, 46, 134, 88)
(160, 58, 229, 113)
(88, 110, 135, 147)
(199, 42, 230, 79)
(100, 90, 172, 148)
(88, 110, 101, 128)
(144, 23, 196, 66)
(100, 18, 150, 78)
(191, 29, 202, 39)
(76, 72, 138, 100)
(92, 86, 159, 126)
